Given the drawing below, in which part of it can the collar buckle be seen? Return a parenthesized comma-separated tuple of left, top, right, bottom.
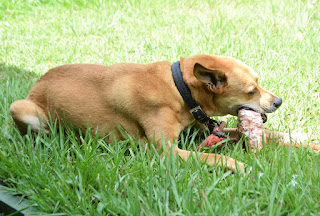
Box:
(190, 106, 209, 124)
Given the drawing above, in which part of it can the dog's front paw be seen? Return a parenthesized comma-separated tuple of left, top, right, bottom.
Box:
(309, 144, 320, 151)
(280, 132, 320, 151)
(283, 132, 311, 143)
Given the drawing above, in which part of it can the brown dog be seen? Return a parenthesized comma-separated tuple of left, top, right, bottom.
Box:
(9, 54, 308, 174)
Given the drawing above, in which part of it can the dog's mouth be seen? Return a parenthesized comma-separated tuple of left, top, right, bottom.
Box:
(237, 106, 268, 123)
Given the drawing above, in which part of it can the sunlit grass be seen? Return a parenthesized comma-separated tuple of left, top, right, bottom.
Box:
(0, 0, 320, 214)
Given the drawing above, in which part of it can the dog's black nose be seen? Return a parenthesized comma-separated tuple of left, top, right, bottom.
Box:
(273, 97, 282, 108)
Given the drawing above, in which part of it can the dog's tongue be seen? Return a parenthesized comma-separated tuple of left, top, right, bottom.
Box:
(237, 109, 265, 152)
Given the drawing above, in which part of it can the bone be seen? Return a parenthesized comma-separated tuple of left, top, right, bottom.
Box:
(237, 109, 265, 152)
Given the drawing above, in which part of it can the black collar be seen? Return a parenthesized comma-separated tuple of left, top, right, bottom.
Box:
(171, 61, 225, 137)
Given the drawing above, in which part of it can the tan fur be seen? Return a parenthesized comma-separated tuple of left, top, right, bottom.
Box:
(10, 54, 307, 174)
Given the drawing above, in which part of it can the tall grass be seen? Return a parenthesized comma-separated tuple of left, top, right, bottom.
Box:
(0, 0, 319, 214)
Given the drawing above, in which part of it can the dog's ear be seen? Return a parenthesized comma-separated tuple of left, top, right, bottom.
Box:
(193, 63, 227, 92)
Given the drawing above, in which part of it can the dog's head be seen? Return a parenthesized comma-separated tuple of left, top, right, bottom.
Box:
(180, 54, 282, 116)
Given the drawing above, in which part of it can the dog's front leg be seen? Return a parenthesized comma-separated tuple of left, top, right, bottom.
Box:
(174, 147, 246, 174)
(262, 129, 320, 150)
(223, 128, 319, 151)
(143, 116, 247, 175)
(262, 129, 308, 143)
(223, 127, 309, 143)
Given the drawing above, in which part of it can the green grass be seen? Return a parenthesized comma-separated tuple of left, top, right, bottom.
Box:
(1, 0, 320, 215)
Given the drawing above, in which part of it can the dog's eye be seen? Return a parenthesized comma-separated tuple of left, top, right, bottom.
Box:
(248, 89, 256, 95)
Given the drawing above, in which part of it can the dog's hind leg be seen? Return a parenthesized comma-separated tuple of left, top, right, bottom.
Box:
(10, 99, 49, 135)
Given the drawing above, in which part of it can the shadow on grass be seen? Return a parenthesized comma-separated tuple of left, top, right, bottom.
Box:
(0, 63, 40, 114)
(0, 63, 40, 98)
(0, 64, 42, 216)
(0, 63, 40, 140)
(0, 63, 39, 83)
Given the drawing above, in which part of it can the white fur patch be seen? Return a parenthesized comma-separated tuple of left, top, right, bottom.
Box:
(22, 115, 42, 131)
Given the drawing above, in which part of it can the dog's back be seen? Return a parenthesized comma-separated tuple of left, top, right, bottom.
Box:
(25, 62, 180, 139)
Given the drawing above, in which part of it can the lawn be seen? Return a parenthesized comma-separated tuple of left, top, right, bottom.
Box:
(1, 0, 320, 215)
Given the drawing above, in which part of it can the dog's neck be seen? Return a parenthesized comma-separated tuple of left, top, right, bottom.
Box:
(171, 61, 221, 133)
